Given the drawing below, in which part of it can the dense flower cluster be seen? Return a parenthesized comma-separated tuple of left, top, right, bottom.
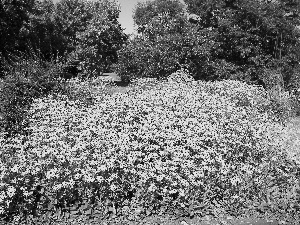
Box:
(167, 69, 194, 83)
(0, 76, 299, 221)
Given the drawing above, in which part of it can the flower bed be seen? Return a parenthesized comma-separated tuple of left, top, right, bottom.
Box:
(0, 72, 299, 224)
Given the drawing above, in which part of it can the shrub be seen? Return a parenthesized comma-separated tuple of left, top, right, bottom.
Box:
(166, 69, 195, 83)
(0, 52, 66, 137)
(0, 79, 299, 223)
(115, 13, 216, 82)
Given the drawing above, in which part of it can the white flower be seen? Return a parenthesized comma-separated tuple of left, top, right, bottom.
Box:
(148, 183, 157, 192)
(110, 184, 117, 191)
(0, 206, 5, 215)
(68, 179, 75, 186)
(73, 173, 82, 180)
(0, 191, 6, 202)
(11, 165, 19, 173)
(53, 184, 62, 191)
(96, 176, 104, 183)
(84, 174, 95, 183)
(6, 186, 16, 198)
(99, 165, 107, 171)
(46, 168, 58, 179)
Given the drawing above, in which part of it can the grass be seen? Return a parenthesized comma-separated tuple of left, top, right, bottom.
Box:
(1, 71, 300, 225)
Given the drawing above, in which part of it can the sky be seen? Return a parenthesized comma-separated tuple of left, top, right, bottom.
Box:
(117, 0, 149, 34)
(52, 0, 187, 35)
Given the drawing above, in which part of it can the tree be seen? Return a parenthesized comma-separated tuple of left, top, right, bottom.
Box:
(183, 0, 300, 90)
(0, 0, 36, 77)
(133, 0, 186, 33)
(118, 0, 251, 82)
(53, 0, 92, 54)
(1, 0, 128, 78)
(71, 0, 128, 77)
(115, 13, 217, 81)
(18, 0, 63, 60)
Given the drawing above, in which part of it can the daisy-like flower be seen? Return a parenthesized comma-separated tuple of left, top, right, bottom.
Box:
(46, 168, 59, 180)
(0, 191, 6, 202)
(1, 73, 296, 220)
(110, 184, 117, 191)
(230, 176, 242, 186)
(53, 184, 62, 191)
(148, 183, 157, 192)
(99, 164, 107, 171)
(6, 186, 16, 198)
(83, 174, 95, 183)
(10, 165, 19, 173)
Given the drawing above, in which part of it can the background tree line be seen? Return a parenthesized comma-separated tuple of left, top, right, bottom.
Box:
(0, 0, 128, 78)
(1, 0, 300, 92)
(115, 0, 300, 93)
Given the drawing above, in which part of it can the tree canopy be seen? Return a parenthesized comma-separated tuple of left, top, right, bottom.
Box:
(117, 0, 300, 91)
(133, 0, 186, 33)
(0, 0, 128, 77)
(183, 0, 300, 88)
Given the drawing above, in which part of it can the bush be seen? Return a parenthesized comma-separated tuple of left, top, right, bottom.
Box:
(166, 69, 195, 83)
(115, 13, 216, 82)
(0, 52, 66, 137)
(1, 79, 299, 223)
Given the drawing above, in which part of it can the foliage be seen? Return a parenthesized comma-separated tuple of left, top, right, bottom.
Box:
(0, 0, 128, 78)
(0, 0, 36, 77)
(115, 13, 218, 82)
(133, 0, 186, 33)
(0, 77, 299, 224)
(0, 51, 66, 137)
(17, 0, 62, 60)
(183, 0, 300, 90)
(73, 0, 128, 78)
(120, 0, 300, 92)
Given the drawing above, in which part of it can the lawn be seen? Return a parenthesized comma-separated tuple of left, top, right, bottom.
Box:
(1, 71, 300, 225)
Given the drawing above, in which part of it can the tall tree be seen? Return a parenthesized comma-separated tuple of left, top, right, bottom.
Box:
(74, 0, 128, 76)
(183, 0, 300, 89)
(0, 0, 36, 77)
(133, 0, 186, 33)
(116, 12, 217, 81)
(18, 0, 62, 59)
(1, 0, 128, 78)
